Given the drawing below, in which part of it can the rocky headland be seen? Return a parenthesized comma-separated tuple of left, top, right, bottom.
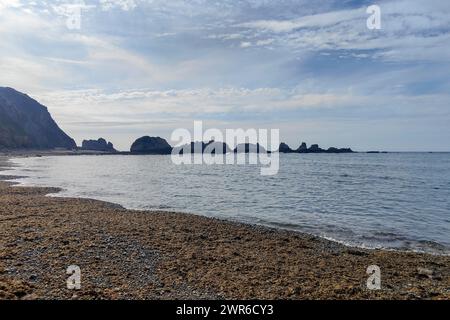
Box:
(0, 87, 76, 150)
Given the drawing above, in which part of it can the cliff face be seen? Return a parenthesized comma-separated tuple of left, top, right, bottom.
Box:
(0, 87, 76, 150)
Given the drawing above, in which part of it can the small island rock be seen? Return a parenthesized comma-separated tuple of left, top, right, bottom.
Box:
(130, 136, 172, 154)
(81, 138, 117, 152)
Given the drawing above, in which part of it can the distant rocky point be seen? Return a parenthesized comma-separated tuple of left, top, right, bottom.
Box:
(173, 140, 231, 154)
(81, 138, 117, 152)
(280, 142, 353, 154)
(0, 87, 76, 150)
(279, 143, 293, 153)
(234, 143, 267, 153)
(129, 137, 354, 155)
(297, 142, 308, 152)
(130, 136, 172, 154)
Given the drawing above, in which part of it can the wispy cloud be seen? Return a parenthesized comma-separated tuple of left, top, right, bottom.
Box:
(235, 1, 450, 62)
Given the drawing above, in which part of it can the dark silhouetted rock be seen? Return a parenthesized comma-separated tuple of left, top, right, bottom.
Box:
(279, 142, 293, 153)
(293, 142, 354, 153)
(81, 138, 117, 152)
(308, 144, 325, 153)
(173, 140, 231, 154)
(234, 143, 267, 153)
(204, 141, 231, 154)
(337, 148, 353, 153)
(327, 147, 353, 153)
(297, 142, 308, 153)
(0, 87, 76, 150)
(130, 136, 172, 154)
(327, 147, 340, 153)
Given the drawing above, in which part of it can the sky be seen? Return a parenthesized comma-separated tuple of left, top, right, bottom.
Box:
(0, 0, 449, 151)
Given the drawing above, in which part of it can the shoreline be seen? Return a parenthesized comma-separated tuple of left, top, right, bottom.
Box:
(5, 154, 449, 257)
(1, 155, 449, 299)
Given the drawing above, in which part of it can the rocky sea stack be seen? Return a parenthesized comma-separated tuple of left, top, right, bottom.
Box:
(130, 136, 172, 154)
(173, 140, 231, 154)
(234, 143, 267, 153)
(279, 142, 353, 153)
(279, 142, 294, 153)
(0, 87, 76, 150)
(81, 138, 117, 152)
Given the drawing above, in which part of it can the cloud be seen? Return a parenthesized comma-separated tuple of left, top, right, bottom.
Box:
(0, 0, 22, 9)
(99, 0, 137, 11)
(234, 0, 450, 62)
(35, 86, 450, 123)
(237, 8, 364, 33)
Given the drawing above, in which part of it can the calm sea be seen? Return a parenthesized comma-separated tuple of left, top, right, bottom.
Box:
(6, 153, 450, 255)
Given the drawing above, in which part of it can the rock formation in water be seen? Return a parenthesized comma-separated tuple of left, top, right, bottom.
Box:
(276, 142, 354, 153)
(297, 142, 308, 153)
(234, 143, 267, 153)
(279, 143, 294, 153)
(130, 136, 172, 154)
(0, 87, 76, 150)
(173, 140, 231, 154)
(308, 144, 324, 153)
(81, 138, 117, 152)
(327, 147, 354, 153)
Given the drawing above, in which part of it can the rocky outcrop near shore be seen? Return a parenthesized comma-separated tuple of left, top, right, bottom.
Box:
(130, 136, 172, 154)
(234, 143, 267, 153)
(279, 142, 354, 154)
(297, 142, 308, 152)
(0, 87, 76, 150)
(279, 143, 294, 153)
(81, 138, 117, 152)
(173, 140, 231, 154)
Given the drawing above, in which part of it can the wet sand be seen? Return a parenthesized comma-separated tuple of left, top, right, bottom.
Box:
(0, 155, 449, 300)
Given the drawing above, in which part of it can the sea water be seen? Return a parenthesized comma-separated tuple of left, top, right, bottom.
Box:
(6, 153, 450, 255)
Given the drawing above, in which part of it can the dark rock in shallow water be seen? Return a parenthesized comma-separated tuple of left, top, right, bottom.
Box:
(0, 87, 76, 150)
(173, 140, 231, 154)
(81, 138, 117, 152)
(130, 136, 172, 154)
(294, 142, 353, 153)
(308, 144, 325, 153)
(279, 143, 294, 153)
(327, 147, 354, 153)
(327, 147, 340, 153)
(297, 142, 308, 153)
(234, 143, 267, 153)
(204, 141, 231, 154)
